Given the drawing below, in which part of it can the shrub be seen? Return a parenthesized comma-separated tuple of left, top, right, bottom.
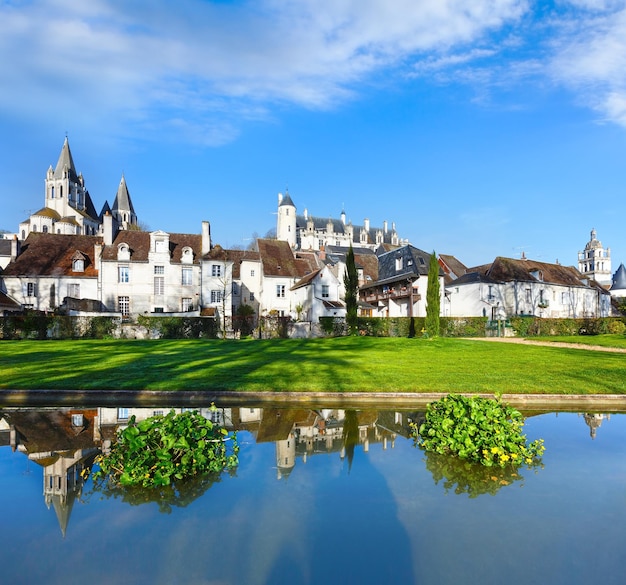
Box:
(90, 409, 238, 489)
(411, 394, 545, 468)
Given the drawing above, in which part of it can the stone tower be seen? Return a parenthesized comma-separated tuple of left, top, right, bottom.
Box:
(276, 190, 297, 248)
(578, 228, 611, 286)
(111, 174, 137, 230)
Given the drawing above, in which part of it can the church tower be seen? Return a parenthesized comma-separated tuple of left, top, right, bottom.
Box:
(578, 228, 612, 286)
(276, 190, 297, 248)
(111, 174, 137, 230)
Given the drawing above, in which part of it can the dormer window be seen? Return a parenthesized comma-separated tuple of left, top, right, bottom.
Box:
(181, 247, 194, 264)
(155, 240, 167, 254)
(395, 256, 403, 271)
(73, 258, 84, 272)
(117, 243, 130, 261)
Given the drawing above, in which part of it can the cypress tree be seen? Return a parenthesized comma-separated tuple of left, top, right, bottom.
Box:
(344, 244, 359, 335)
(425, 251, 441, 337)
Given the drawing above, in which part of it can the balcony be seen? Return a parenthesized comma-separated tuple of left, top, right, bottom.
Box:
(363, 287, 420, 304)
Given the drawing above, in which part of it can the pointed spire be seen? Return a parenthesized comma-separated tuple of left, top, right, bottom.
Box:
(54, 137, 78, 180)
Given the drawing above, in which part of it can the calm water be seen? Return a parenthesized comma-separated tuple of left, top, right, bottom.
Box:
(1, 405, 625, 585)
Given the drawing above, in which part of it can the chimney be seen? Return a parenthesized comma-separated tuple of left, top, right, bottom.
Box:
(364, 218, 370, 232)
(202, 221, 211, 255)
(383, 220, 388, 234)
(10, 235, 19, 261)
(94, 243, 102, 263)
(103, 212, 114, 246)
(341, 209, 346, 225)
(304, 208, 308, 220)
(278, 192, 283, 205)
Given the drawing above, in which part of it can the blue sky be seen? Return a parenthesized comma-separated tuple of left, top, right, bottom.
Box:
(1, 0, 626, 269)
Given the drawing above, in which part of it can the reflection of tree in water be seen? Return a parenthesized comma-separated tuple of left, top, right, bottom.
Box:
(89, 467, 238, 514)
(342, 410, 359, 473)
(423, 450, 535, 498)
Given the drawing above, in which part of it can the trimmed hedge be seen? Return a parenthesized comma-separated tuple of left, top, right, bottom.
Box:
(509, 316, 626, 337)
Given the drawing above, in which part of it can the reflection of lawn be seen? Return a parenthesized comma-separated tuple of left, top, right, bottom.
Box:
(0, 337, 624, 394)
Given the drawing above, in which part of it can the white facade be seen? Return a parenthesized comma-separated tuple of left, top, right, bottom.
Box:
(291, 265, 346, 322)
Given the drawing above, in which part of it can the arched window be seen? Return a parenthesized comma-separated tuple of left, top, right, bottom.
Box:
(43, 225, 48, 233)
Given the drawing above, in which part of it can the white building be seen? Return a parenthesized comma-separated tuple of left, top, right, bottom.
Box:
(447, 256, 611, 319)
(276, 191, 406, 251)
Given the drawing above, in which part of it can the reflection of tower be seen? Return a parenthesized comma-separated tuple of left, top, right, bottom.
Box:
(583, 413, 609, 440)
(42, 448, 98, 537)
(276, 431, 296, 480)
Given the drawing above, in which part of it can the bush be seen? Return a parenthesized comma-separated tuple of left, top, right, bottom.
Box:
(411, 394, 545, 468)
(91, 409, 239, 489)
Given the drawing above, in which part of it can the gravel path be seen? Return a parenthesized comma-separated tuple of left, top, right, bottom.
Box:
(470, 337, 626, 353)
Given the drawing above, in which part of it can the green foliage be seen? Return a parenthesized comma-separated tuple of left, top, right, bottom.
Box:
(91, 409, 238, 489)
(319, 316, 346, 336)
(440, 317, 488, 337)
(425, 252, 440, 338)
(412, 394, 545, 468)
(136, 316, 219, 339)
(344, 245, 359, 335)
(509, 316, 626, 337)
(233, 303, 256, 337)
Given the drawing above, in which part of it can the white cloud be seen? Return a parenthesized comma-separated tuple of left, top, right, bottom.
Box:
(0, 0, 529, 142)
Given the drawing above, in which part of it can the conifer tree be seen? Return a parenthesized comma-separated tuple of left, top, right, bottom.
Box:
(425, 251, 441, 337)
(344, 244, 359, 335)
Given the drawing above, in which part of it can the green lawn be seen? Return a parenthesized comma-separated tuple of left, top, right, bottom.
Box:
(0, 336, 624, 394)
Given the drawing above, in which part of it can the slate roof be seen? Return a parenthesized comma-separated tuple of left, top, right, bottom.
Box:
(359, 245, 438, 291)
(2, 233, 101, 277)
(53, 137, 80, 183)
(112, 175, 136, 215)
(296, 214, 398, 246)
(101, 231, 203, 264)
(612, 263, 626, 290)
(324, 245, 379, 282)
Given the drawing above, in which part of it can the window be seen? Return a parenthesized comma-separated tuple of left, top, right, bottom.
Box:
(153, 410, 164, 417)
(68, 284, 80, 298)
(154, 277, 165, 296)
(71, 414, 84, 427)
(182, 267, 193, 286)
(211, 290, 222, 303)
(154, 307, 164, 313)
(118, 296, 130, 317)
(27, 282, 37, 297)
(276, 284, 285, 298)
(525, 288, 532, 303)
(118, 266, 130, 283)
(321, 284, 330, 298)
(72, 258, 84, 272)
(395, 257, 403, 271)
(249, 292, 255, 301)
(212, 264, 222, 277)
(182, 297, 193, 312)
(250, 269, 255, 277)
(117, 407, 129, 420)
(232, 282, 239, 295)
(154, 265, 164, 275)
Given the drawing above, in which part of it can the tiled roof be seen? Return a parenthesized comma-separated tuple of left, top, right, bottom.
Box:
(2, 233, 101, 277)
(101, 231, 203, 264)
(0, 290, 21, 310)
(486, 257, 585, 287)
(204, 246, 260, 279)
(257, 239, 303, 278)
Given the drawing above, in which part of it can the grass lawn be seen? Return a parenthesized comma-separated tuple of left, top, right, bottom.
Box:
(0, 336, 624, 394)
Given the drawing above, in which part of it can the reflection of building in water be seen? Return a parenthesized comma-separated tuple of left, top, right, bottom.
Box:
(582, 413, 611, 440)
(0, 408, 100, 537)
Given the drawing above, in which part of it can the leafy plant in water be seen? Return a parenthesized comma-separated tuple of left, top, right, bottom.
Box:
(411, 394, 544, 468)
(90, 407, 238, 489)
